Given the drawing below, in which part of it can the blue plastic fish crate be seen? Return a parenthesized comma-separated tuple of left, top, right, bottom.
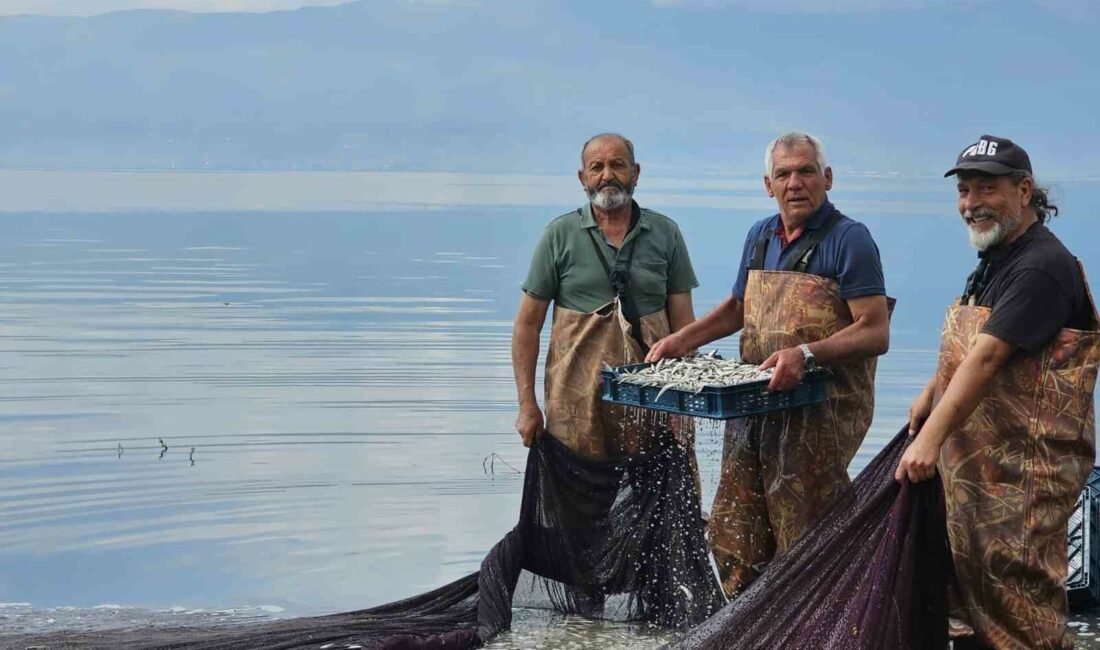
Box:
(601, 362, 831, 420)
(1068, 467, 1100, 609)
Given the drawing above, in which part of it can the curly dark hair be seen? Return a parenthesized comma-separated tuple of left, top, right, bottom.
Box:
(1010, 170, 1059, 223)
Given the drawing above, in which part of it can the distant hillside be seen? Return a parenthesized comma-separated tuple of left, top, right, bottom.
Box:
(2, 1, 767, 175)
(0, 2, 577, 172)
(1, 1, 1096, 177)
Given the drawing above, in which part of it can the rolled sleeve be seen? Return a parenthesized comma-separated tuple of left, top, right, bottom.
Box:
(520, 228, 558, 301)
(730, 225, 760, 301)
(666, 226, 700, 294)
(834, 223, 886, 300)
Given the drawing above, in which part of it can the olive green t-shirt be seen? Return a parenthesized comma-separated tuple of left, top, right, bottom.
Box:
(521, 202, 699, 315)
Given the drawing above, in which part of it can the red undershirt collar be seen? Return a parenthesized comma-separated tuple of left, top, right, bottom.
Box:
(775, 218, 805, 250)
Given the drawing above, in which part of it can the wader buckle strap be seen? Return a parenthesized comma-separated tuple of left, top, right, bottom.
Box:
(586, 226, 650, 355)
(749, 210, 844, 274)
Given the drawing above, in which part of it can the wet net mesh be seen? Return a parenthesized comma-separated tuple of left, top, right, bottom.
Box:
(669, 424, 951, 650)
(8, 425, 951, 649)
(9, 428, 725, 649)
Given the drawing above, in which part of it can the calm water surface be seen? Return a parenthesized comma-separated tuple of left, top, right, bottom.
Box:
(1, 175, 1098, 641)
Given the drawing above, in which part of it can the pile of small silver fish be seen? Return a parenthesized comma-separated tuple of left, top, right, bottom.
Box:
(610, 351, 772, 396)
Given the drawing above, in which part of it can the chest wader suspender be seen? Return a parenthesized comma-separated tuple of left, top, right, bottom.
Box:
(960, 251, 1003, 306)
(586, 227, 651, 355)
(749, 211, 844, 272)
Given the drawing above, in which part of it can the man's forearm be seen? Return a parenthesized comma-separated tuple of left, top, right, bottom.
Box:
(920, 375, 936, 399)
(678, 297, 743, 350)
(665, 291, 696, 333)
(512, 324, 541, 407)
(807, 318, 889, 364)
(805, 294, 890, 364)
(918, 337, 1010, 446)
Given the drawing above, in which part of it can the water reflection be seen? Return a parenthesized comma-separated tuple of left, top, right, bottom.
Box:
(0, 216, 532, 624)
(485, 608, 674, 649)
(1, 197, 1095, 639)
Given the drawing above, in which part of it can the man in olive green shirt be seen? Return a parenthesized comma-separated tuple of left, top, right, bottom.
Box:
(512, 133, 698, 453)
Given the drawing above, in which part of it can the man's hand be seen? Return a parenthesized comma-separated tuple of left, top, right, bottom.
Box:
(908, 380, 936, 437)
(646, 333, 690, 363)
(512, 293, 549, 447)
(895, 434, 941, 483)
(515, 403, 545, 447)
(758, 347, 805, 391)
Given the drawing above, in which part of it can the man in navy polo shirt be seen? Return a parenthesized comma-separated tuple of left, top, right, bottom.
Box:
(647, 131, 891, 598)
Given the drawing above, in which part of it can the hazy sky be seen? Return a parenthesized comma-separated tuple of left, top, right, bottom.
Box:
(0, 0, 348, 15)
(1, 0, 1097, 175)
(4, 0, 1095, 16)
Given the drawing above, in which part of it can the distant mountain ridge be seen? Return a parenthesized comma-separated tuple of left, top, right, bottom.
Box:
(1, 1, 1096, 177)
(1, 1, 578, 173)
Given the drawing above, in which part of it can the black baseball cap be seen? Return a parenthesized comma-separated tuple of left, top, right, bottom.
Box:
(944, 135, 1032, 177)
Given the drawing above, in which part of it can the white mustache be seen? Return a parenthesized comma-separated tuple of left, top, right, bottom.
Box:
(963, 208, 999, 223)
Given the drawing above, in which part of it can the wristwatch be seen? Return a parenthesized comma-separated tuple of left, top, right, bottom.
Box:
(798, 343, 816, 370)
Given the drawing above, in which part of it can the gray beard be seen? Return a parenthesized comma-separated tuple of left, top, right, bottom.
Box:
(589, 185, 633, 211)
(966, 208, 1022, 251)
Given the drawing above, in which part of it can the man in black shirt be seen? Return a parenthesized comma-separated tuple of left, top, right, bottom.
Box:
(896, 135, 1100, 649)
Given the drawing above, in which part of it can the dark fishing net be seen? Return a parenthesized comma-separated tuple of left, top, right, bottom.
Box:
(7, 428, 724, 649)
(667, 425, 951, 650)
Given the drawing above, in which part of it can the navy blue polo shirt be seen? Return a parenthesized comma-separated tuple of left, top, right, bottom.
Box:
(731, 201, 885, 301)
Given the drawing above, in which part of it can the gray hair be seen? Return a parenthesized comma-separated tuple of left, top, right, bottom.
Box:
(764, 132, 828, 178)
(580, 133, 635, 168)
(958, 168, 1062, 224)
(1009, 170, 1059, 223)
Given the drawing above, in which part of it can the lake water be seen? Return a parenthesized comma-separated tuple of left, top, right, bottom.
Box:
(1, 172, 1098, 642)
